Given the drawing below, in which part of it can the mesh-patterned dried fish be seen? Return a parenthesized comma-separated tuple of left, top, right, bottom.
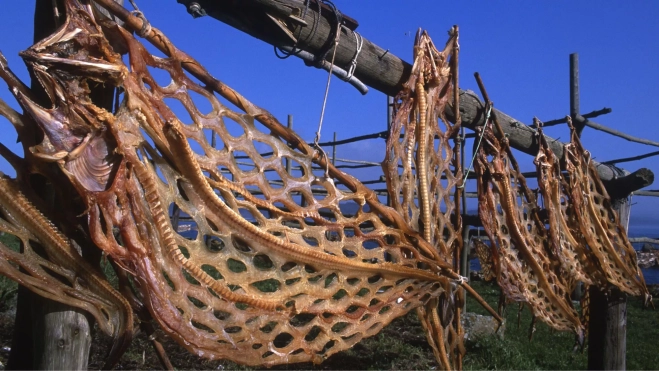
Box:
(0, 174, 133, 368)
(0, 1, 485, 368)
(473, 239, 497, 283)
(383, 29, 467, 369)
(534, 122, 598, 289)
(563, 117, 649, 301)
(475, 120, 585, 340)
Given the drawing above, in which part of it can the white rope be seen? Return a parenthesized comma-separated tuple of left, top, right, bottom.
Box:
(128, 0, 151, 37)
(453, 275, 469, 286)
(344, 29, 363, 80)
(458, 104, 492, 188)
(314, 22, 342, 177)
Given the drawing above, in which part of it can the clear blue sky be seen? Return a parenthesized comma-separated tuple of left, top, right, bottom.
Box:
(0, 1, 658, 231)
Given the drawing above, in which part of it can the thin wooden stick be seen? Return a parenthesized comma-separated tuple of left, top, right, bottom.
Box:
(603, 150, 659, 165)
(539, 107, 612, 127)
(632, 191, 659, 197)
(577, 116, 659, 148)
(461, 282, 503, 323)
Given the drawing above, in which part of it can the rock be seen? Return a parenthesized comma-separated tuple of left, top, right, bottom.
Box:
(648, 284, 659, 298)
(461, 312, 505, 342)
(470, 270, 483, 282)
(636, 252, 657, 269)
(641, 243, 656, 253)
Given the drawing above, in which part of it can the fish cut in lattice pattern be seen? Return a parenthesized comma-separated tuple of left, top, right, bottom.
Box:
(534, 124, 600, 289)
(383, 29, 465, 370)
(383, 30, 461, 260)
(0, 1, 476, 367)
(475, 122, 584, 339)
(473, 238, 497, 283)
(0, 175, 132, 367)
(562, 118, 648, 299)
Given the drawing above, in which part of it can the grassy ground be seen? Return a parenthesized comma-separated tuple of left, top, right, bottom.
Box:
(463, 282, 587, 370)
(0, 240, 658, 370)
(466, 281, 659, 370)
(94, 280, 659, 370)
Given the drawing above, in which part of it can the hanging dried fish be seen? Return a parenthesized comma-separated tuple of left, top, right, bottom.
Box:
(383, 28, 488, 370)
(473, 238, 497, 282)
(562, 117, 649, 301)
(0, 1, 496, 368)
(475, 119, 585, 340)
(534, 121, 599, 289)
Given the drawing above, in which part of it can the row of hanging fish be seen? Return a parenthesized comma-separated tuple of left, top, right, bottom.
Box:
(475, 112, 649, 343)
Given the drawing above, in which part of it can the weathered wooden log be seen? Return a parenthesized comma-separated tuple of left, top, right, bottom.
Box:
(588, 198, 631, 371)
(175, 0, 653, 192)
(456, 90, 652, 192)
(33, 301, 93, 370)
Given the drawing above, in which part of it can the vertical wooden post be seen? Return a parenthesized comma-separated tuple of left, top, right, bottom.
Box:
(386, 96, 394, 206)
(33, 301, 92, 370)
(460, 131, 469, 312)
(286, 114, 293, 174)
(570, 53, 584, 136)
(332, 132, 337, 166)
(461, 227, 470, 312)
(460, 127, 469, 285)
(570, 53, 584, 302)
(588, 197, 630, 370)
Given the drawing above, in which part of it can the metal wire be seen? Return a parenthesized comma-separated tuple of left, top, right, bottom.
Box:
(313, 1, 343, 177)
(458, 104, 492, 188)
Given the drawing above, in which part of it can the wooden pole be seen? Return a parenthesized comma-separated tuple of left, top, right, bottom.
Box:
(33, 302, 93, 370)
(580, 50, 626, 369)
(460, 127, 469, 284)
(588, 198, 630, 370)
(461, 226, 470, 312)
(570, 53, 583, 136)
(386, 95, 393, 206)
(8, 1, 123, 369)
(569, 55, 584, 303)
(173, 0, 652, 193)
(9, 2, 92, 369)
(332, 132, 337, 166)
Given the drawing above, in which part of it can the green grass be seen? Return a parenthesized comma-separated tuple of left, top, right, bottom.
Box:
(463, 281, 659, 370)
(626, 292, 659, 370)
(464, 281, 587, 370)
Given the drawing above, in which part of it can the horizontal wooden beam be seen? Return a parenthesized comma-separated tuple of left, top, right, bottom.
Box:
(177, 0, 408, 95)
(632, 190, 659, 197)
(175, 0, 652, 193)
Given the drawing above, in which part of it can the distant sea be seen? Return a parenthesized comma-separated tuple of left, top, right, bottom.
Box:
(628, 224, 659, 285)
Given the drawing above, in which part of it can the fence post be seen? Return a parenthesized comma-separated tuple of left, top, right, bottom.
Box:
(460, 127, 469, 292)
(332, 132, 337, 166)
(570, 53, 584, 136)
(386, 96, 394, 206)
(588, 197, 630, 370)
